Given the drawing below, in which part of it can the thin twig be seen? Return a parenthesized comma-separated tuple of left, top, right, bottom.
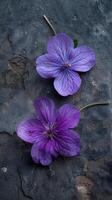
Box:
(43, 15, 56, 35)
(80, 102, 110, 111)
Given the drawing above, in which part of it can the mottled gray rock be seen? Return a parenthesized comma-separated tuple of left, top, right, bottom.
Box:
(0, 0, 111, 200)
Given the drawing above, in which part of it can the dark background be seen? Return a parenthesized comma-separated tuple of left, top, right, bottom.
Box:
(0, 0, 111, 199)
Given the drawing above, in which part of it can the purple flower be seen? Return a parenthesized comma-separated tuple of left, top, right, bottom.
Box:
(36, 33, 96, 96)
(17, 97, 80, 166)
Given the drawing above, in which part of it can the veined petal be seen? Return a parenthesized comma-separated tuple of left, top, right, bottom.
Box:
(31, 143, 52, 166)
(70, 45, 96, 72)
(36, 53, 61, 78)
(45, 139, 59, 158)
(47, 33, 74, 61)
(54, 70, 81, 96)
(16, 119, 45, 144)
(34, 97, 57, 124)
(35, 137, 58, 158)
(56, 130, 80, 157)
(56, 104, 80, 130)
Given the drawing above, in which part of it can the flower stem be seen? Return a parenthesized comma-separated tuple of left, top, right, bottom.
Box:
(43, 15, 56, 35)
(80, 102, 110, 111)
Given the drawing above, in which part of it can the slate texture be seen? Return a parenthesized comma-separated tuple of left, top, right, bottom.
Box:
(0, 0, 111, 200)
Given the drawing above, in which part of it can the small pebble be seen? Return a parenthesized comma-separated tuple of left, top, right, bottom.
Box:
(1, 167, 7, 173)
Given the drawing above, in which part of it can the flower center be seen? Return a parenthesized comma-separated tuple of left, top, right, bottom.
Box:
(45, 123, 55, 139)
(63, 63, 71, 68)
(47, 130, 54, 138)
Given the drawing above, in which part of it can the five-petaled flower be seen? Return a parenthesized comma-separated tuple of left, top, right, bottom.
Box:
(36, 33, 96, 96)
(17, 97, 80, 166)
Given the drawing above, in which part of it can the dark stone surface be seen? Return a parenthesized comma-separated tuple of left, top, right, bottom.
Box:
(0, 0, 111, 199)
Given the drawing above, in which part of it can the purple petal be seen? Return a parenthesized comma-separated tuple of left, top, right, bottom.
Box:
(36, 136, 58, 158)
(54, 70, 81, 96)
(34, 97, 57, 124)
(70, 45, 96, 72)
(31, 143, 52, 166)
(45, 139, 59, 158)
(16, 119, 45, 144)
(56, 130, 80, 157)
(47, 33, 74, 61)
(56, 104, 80, 130)
(36, 53, 61, 78)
